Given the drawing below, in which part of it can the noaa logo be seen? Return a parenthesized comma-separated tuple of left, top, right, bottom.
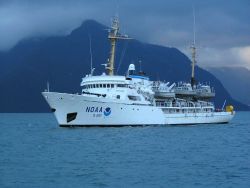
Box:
(104, 107, 111, 116)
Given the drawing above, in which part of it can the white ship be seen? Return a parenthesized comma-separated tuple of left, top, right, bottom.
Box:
(42, 17, 235, 127)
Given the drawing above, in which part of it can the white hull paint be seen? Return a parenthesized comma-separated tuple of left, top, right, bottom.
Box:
(42, 92, 234, 127)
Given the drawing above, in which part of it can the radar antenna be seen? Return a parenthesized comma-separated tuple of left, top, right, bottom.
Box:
(190, 7, 197, 88)
(88, 33, 94, 76)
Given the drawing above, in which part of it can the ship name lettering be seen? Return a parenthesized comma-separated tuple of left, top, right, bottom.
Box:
(86, 107, 103, 113)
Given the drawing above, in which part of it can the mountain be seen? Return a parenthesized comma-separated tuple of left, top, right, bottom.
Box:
(207, 67, 250, 106)
(0, 20, 249, 112)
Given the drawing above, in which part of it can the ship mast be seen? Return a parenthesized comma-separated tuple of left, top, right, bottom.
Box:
(191, 8, 196, 88)
(106, 16, 130, 76)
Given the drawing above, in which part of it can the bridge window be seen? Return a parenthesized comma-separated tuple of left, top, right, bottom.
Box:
(117, 84, 126, 88)
(84, 83, 117, 89)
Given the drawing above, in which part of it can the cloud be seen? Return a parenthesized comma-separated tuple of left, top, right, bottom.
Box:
(0, 1, 101, 50)
(0, 0, 249, 70)
(181, 46, 250, 70)
(231, 46, 250, 69)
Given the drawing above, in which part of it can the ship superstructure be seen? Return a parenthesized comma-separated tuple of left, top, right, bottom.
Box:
(42, 17, 234, 127)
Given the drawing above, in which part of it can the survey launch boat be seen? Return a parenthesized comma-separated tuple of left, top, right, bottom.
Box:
(42, 17, 235, 127)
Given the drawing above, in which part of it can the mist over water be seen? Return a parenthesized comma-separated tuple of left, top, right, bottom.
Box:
(0, 112, 249, 187)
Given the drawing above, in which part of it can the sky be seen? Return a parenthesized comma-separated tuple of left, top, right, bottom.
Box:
(0, 0, 250, 69)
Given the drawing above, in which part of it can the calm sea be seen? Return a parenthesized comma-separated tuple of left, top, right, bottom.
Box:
(0, 112, 250, 188)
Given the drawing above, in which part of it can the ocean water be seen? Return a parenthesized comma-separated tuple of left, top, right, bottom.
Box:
(0, 112, 249, 188)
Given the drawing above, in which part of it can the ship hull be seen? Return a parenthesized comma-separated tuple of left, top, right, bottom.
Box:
(164, 112, 234, 125)
(42, 92, 234, 127)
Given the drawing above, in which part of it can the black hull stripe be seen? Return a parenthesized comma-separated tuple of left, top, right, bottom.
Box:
(59, 122, 229, 127)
